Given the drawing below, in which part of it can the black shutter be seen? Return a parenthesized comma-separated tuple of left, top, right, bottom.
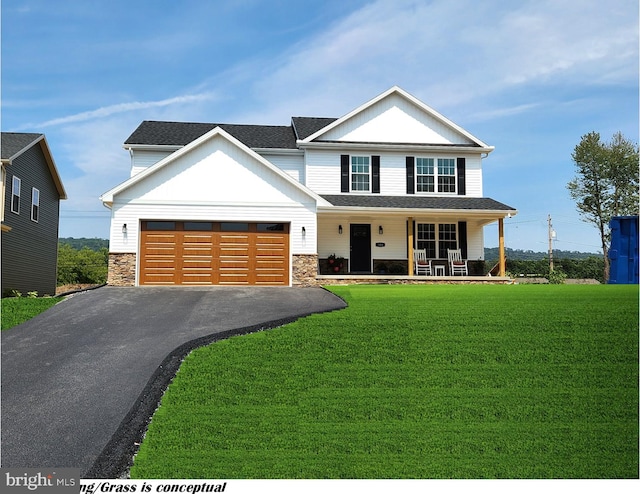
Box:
(341, 155, 349, 193)
(458, 221, 468, 259)
(457, 157, 466, 196)
(406, 156, 415, 194)
(372, 155, 380, 193)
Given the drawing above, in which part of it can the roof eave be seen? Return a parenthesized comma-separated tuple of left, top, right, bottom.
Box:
(317, 205, 517, 217)
(123, 144, 183, 151)
(297, 140, 494, 153)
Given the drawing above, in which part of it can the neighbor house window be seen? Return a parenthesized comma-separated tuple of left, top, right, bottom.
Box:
(1, 167, 5, 222)
(351, 156, 370, 192)
(11, 176, 21, 214)
(417, 223, 457, 258)
(31, 188, 40, 222)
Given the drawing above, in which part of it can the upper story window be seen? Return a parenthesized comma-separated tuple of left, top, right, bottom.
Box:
(31, 188, 40, 222)
(416, 158, 434, 192)
(341, 154, 380, 194)
(11, 176, 21, 214)
(437, 158, 456, 193)
(416, 157, 456, 193)
(408, 156, 463, 195)
(351, 156, 370, 192)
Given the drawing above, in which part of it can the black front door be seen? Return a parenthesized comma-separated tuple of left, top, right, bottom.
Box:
(350, 224, 371, 273)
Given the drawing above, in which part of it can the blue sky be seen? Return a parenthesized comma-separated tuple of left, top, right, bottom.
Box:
(2, 0, 638, 253)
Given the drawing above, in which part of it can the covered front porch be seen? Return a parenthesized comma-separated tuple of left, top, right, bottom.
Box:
(316, 196, 515, 282)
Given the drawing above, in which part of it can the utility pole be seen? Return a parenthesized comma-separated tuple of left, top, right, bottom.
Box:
(548, 214, 554, 272)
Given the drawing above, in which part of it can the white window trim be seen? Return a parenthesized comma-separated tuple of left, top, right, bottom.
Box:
(415, 157, 457, 194)
(416, 222, 458, 259)
(11, 176, 21, 214)
(350, 155, 371, 193)
(31, 187, 40, 222)
(1, 167, 5, 222)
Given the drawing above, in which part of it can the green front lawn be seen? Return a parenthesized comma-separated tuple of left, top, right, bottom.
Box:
(1, 297, 60, 330)
(130, 284, 639, 479)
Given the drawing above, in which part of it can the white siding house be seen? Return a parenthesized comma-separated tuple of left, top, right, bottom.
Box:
(101, 86, 516, 286)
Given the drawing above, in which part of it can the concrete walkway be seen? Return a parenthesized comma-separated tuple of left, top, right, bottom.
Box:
(1, 286, 346, 477)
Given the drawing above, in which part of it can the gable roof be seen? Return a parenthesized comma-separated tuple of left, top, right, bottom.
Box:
(300, 86, 493, 151)
(1, 132, 67, 199)
(122, 87, 493, 154)
(103, 126, 328, 207)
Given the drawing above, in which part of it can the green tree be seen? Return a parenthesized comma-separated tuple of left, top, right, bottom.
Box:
(57, 244, 108, 286)
(567, 131, 639, 282)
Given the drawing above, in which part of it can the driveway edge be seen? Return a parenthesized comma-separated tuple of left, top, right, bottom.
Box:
(85, 303, 346, 478)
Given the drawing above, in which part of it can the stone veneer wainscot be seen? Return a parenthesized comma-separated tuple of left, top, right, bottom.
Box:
(292, 254, 319, 287)
(108, 253, 136, 286)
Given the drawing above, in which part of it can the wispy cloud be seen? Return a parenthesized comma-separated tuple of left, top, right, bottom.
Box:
(18, 93, 217, 130)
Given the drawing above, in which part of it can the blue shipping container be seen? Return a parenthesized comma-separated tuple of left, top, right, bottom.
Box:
(608, 215, 639, 284)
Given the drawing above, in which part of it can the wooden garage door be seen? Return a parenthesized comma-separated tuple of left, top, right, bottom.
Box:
(140, 221, 289, 286)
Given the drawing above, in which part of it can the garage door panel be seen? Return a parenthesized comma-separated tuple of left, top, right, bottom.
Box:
(141, 222, 289, 286)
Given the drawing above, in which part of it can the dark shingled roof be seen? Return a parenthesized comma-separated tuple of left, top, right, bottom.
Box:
(291, 117, 338, 140)
(320, 195, 516, 211)
(125, 121, 299, 149)
(1, 132, 44, 160)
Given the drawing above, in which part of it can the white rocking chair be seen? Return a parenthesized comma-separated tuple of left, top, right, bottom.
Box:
(413, 249, 432, 276)
(447, 248, 468, 276)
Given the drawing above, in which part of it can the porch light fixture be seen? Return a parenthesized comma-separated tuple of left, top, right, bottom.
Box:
(302, 226, 306, 236)
(338, 225, 343, 234)
(122, 223, 127, 234)
(379, 225, 383, 235)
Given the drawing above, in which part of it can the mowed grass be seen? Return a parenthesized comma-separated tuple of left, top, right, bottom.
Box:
(130, 284, 639, 479)
(1, 297, 59, 330)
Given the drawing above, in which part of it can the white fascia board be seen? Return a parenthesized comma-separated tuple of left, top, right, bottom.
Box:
(123, 144, 183, 152)
(101, 126, 328, 207)
(296, 140, 494, 154)
(301, 86, 493, 152)
(253, 148, 305, 155)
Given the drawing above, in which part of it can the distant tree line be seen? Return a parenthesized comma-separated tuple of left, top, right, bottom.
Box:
(485, 248, 605, 282)
(484, 247, 602, 261)
(57, 239, 109, 286)
(59, 237, 109, 251)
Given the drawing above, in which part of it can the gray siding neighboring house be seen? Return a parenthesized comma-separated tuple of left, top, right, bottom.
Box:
(1, 133, 67, 296)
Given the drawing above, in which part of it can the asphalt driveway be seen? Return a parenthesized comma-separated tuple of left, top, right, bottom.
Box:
(1, 286, 346, 477)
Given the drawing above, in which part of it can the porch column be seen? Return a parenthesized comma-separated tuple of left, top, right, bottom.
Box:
(408, 217, 414, 276)
(498, 218, 506, 277)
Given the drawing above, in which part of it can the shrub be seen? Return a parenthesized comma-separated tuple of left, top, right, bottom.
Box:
(547, 269, 567, 284)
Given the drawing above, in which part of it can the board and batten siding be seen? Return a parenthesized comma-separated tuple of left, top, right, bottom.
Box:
(1, 143, 61, 296)
(109, 134, 318, 256)
(305, 149, 483, 197)
(320, 93, 477, 146)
